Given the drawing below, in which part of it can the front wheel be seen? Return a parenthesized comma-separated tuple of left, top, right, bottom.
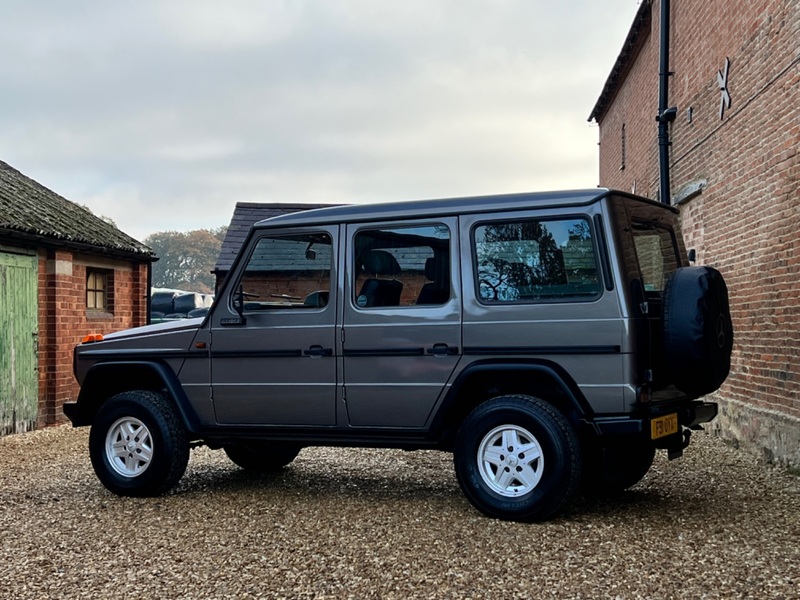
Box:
(454, 395, 582, 522)
(89, 390, 189, 497)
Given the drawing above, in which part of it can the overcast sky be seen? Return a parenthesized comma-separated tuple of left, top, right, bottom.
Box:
(0, 1, 640, 241)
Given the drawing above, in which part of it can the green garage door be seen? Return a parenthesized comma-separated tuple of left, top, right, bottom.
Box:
(0, 251, 38, 435)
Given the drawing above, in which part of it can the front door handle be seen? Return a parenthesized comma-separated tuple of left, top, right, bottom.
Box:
(426, 343, 459, 357)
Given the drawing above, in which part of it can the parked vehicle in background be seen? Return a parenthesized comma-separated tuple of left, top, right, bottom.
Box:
(150, 288, 213, 323)
(65, 189, 733, 521)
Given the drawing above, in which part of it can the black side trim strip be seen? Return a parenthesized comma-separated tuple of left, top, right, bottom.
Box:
(344, 347, 425, 357)
(463, 345, 621, 356)
(211, 349, 304, 358)
(79, 349, 200, 360)
(84, 349, 332, 360)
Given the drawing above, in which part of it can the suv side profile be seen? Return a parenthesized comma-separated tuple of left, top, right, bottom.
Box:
(65, 189, 733, 521)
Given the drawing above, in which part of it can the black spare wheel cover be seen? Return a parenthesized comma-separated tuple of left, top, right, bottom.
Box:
(662, 266, 733, 396)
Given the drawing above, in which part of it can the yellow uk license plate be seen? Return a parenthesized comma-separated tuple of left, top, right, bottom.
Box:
(651, 413, 679, 440)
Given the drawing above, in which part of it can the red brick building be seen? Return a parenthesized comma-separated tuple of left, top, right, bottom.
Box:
(590, 0, 799, 466)
(0, 160, 153, 434)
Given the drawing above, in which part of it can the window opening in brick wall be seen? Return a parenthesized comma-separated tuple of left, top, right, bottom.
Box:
(87, 269, 114, 312)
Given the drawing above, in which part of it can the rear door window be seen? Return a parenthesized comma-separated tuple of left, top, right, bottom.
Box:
(352, 224, 451, 308)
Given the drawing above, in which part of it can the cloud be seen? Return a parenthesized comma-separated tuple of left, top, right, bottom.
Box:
(0, 0, 639, 240)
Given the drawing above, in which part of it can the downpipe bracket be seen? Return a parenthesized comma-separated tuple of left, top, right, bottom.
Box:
(656, 106, 678, 123)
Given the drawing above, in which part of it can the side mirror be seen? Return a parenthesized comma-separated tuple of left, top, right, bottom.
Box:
(688, 248, 696, 263)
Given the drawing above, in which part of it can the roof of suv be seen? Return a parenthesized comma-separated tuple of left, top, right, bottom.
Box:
(254, 188, 612, 229)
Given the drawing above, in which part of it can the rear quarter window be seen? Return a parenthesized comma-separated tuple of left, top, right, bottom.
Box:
(473, 217, 601, 303)
(631, 224, 681, 293)
(610, 195, 685, 297)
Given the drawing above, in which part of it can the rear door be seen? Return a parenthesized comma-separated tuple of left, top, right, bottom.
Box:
(342, 218, 461, 428)
(609, 196, 686, 398)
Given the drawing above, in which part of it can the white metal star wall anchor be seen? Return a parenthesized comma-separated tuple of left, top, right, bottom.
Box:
(717, 57, 731, 119)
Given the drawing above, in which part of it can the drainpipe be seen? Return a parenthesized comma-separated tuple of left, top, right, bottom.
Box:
(147, 258, 154, 325)
(657, 0, 677, 204)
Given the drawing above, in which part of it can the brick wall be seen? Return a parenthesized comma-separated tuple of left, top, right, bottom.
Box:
(37, 249, 150, 427)
(595, 0, 800, 465)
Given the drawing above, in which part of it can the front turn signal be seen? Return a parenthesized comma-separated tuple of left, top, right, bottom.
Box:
(81, 333, 105, 344)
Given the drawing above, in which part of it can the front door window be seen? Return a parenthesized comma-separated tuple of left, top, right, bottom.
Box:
(239, 233, 333, 311)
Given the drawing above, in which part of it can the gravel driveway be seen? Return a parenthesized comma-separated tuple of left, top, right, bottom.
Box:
(1, 426, 798, 599)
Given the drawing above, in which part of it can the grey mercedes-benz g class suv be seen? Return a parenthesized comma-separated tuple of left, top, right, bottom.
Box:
(66, 189, 733, 521)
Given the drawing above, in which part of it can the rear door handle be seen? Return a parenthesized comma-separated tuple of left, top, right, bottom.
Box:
(304, 345, 333, 357)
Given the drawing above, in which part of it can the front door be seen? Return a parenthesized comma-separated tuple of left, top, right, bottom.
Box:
(210, 227, 338, 426)
(342, 219, 461, 428)
(0, 251, 38, 434)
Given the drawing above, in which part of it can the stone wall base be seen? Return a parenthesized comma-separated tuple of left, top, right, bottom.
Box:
(709, 397, 800, 469)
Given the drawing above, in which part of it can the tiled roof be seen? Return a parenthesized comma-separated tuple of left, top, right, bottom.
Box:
(0, 160, 152, 258)
(588, 0, 652, 123)
(214, 203, 334, 273)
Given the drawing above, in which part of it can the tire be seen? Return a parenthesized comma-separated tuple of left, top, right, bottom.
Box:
(89, 390, 189, 497)
(224, 442, 301, 472)
(662, 266, 733, 396)
(453, 395, 582, 522)
(582, 443, 656, 495)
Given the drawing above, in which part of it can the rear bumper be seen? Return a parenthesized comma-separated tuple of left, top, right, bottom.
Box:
(682, 401, 718, 427)
(585, 400, 718, 440)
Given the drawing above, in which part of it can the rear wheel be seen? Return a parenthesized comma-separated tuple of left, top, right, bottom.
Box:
(454, 395, 581, 522)
(224, 442, 301, 472)
(89, 390, 189, 496)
